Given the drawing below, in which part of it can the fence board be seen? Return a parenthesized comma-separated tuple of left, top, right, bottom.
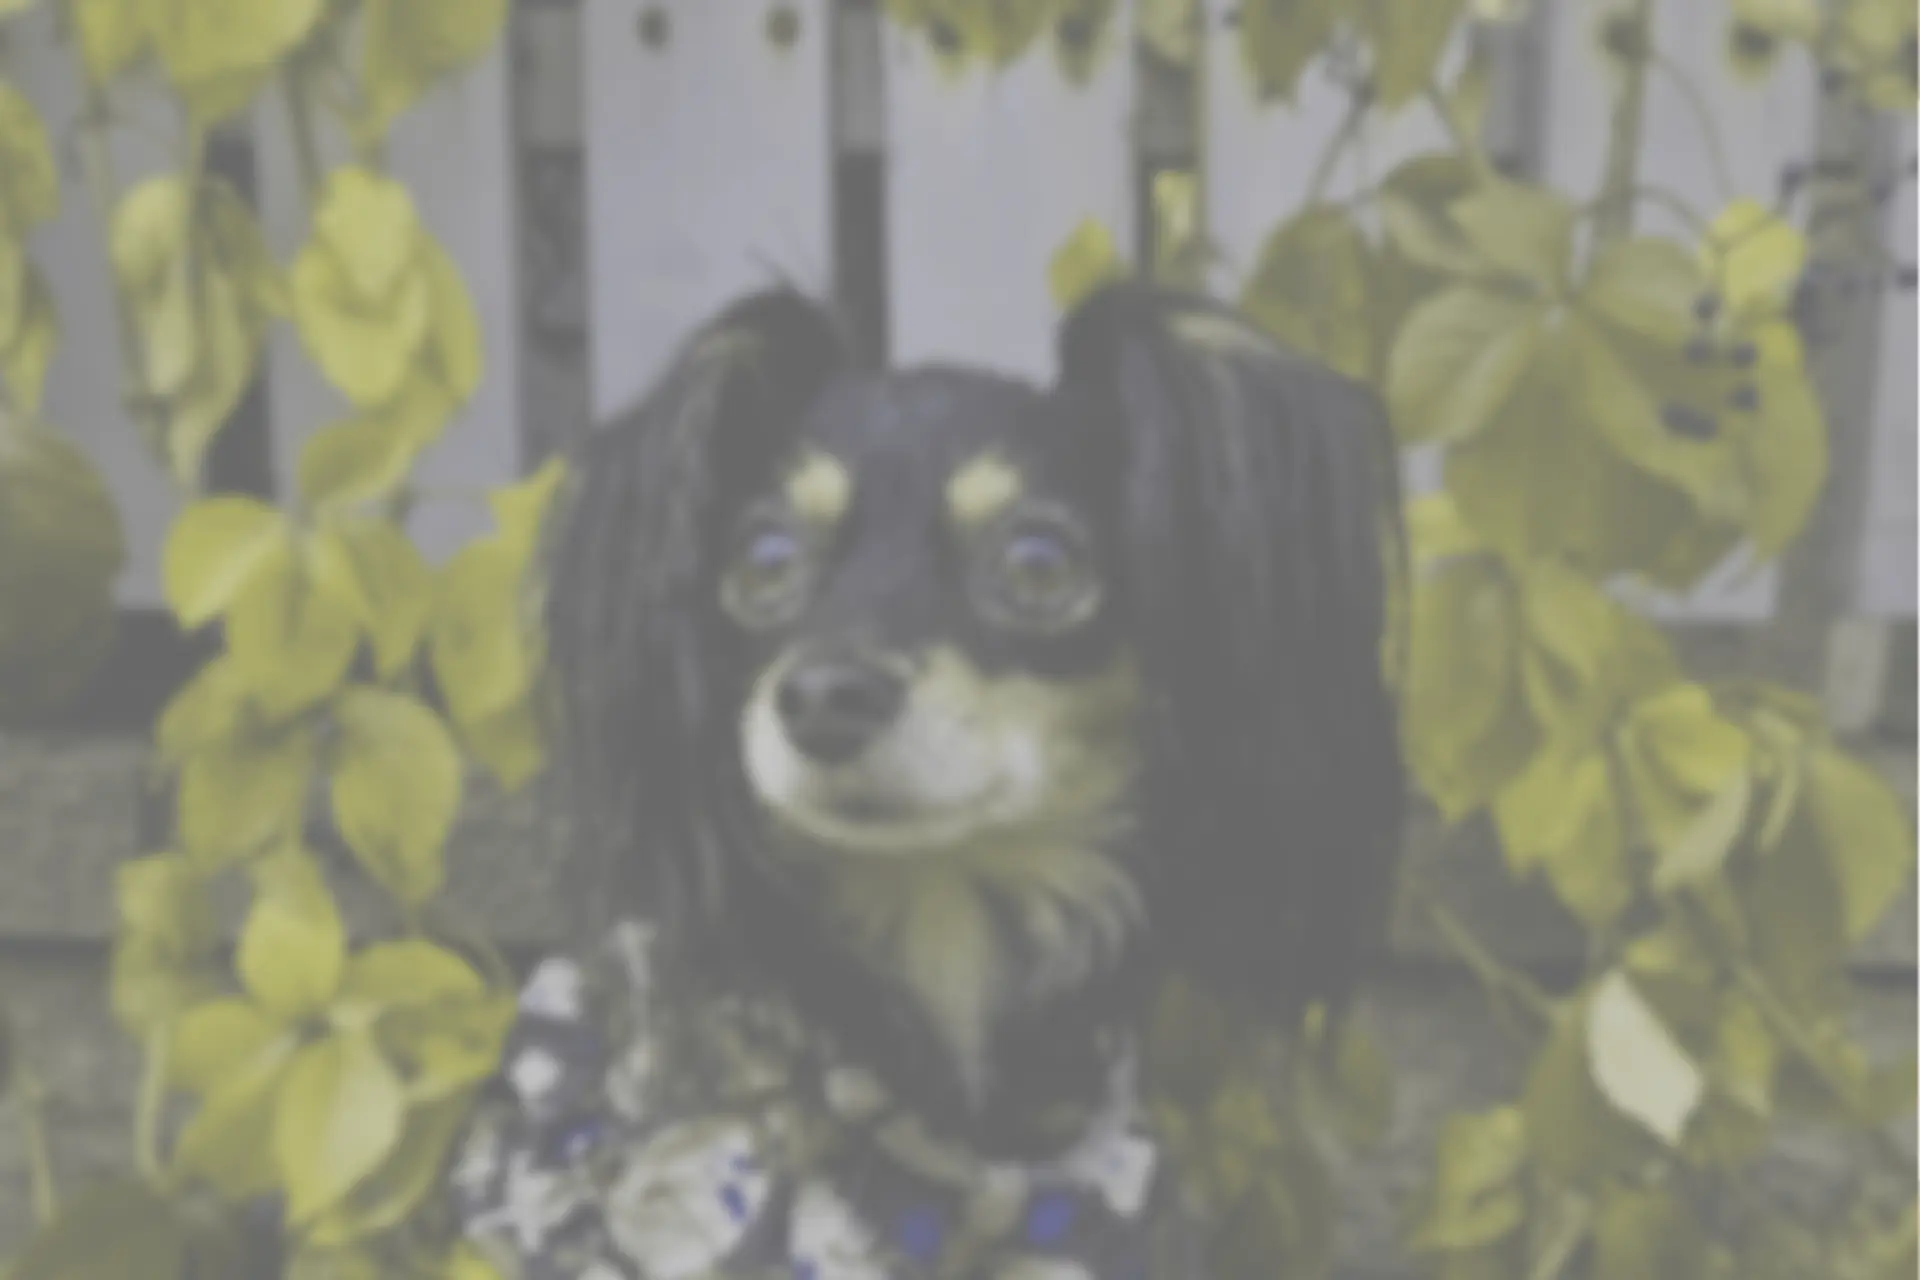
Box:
(883, 15, 1135, 382)
(581, 0, 834, 420)
(4, 15, 182, 607)
(1539, 0, 1820, 623)
(1855, 114, 1916, 621)
(1198, 0, 1460, 494)
(257, 45, 523, 563)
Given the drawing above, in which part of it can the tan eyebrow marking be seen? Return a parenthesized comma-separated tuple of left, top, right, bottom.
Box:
(945, 452, 1024, 527)
(784, 448, 853, 525)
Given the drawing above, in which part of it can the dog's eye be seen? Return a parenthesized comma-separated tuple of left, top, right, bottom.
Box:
(722, 516, 814, 627)
(979, 510, 1099, 632)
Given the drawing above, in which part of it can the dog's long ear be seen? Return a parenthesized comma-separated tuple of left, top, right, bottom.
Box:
(1056, 283, 1406, 1017)
(542, 291, 847, 939)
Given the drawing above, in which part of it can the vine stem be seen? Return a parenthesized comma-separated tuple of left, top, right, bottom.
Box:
(1593, 0, 1656, 247)
(1650, 50, 1736, 205)
(1425, 80, 1497, 186)
(70, 62, 165, 468)
(14, 1068, 58, 1226)
(281, 66, 328, 198)
(1304, 84, 1373, 208)
(134, 1025, 169, 1180)
(1420, 896, 1555, 1026)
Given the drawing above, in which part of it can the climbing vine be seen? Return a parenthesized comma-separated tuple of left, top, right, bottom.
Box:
(0, 0, 1911, 1278)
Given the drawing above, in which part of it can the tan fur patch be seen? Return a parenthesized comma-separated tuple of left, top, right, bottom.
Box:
(944, 453, 1025, 527)
(784, 448, 853, 526)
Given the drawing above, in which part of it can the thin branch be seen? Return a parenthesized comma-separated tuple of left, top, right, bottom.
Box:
(1650, 50, 1737, 205)
(1305, 85, 1374, 207)
(1593, 0, 1657, 247)
(134, 1025, 170, 1181)
(1421, 896, 1556, 1026)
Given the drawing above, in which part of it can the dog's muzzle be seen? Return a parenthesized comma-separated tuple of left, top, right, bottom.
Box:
(774, 648, 907, 765)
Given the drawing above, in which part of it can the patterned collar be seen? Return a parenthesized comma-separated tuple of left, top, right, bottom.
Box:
(451, 922, 1165, 1280)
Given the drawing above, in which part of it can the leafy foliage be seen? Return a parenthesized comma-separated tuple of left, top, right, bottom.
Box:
(0, 0, 1912, 1277)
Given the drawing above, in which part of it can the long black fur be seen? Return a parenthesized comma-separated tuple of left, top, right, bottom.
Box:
(539, 281, 1404, 1139)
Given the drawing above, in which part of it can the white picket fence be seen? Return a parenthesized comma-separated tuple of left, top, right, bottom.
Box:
(7, 0, 1914, 631)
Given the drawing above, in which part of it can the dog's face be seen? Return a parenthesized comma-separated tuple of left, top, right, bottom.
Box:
(715, 373, 1143, 863)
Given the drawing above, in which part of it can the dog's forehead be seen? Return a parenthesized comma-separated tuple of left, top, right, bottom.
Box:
(793, 369, 1066, 482)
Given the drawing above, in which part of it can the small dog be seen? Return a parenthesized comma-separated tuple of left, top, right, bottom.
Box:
(453, 284, 1406, 1279)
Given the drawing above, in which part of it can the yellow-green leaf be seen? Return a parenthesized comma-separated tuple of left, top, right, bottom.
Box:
(361, 0, 509, 134)
(1591, 1188, 1712, 1280)
(1361, 0, 1468, 110)
(275, 1030, 406, 1225)
(1449, 179, 1574, 291)
(1582, 237, 1708, 347)
(420, 236, 483, 405)
(490, 455, 568, 567)
(162, 496, 287, 628)
(149, 0, 325, 123)
(461, 695, 547, 791)
(1703, 199, 1805, 320)
(1238, 0, 1339, 101)
(339, 940, 485, 1012)
(1404, 1107, 1527, 1254)
(1387, 287, 1545, 445)
(176, 724, 313, 866)
(1742, 365, 1827, 556)
(1378, 153, 1482, 276)
(1586, 970, 1706, 1147)
(71, 0, 148, 83)
(164, 267, 262, 486)
(238, 849, 346, 1021)
(1654, 770, 1752, 894)
(314, 167, 423, 302)
(305, 1092, 477, 1246)
(1240, 204, 1375, 381)
(171, 997, 290, 1095)
(115, 852, 215, 955)
(1049, 217, 1126, 312)
(1806, 747, 1915, 940)
(431, 538, 536, 729)
(312, 518, 432, 677)
(0, 80, 57, 229)
(297, 415, 421, 514)
(172, 1026, 296, 1199)
(330, 687, 462, 904)
(225, 537, 363, 715)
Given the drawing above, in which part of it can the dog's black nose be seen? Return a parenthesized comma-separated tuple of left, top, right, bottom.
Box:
(776, 654, 905, 765)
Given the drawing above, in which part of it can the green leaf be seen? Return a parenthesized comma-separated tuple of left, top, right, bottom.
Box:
(162, 496, 287, 629)
(1653, 770, 1753, 894)
(1711, 992, 1777, 1116)
(311, 518, 432, 678)
(1740, 818, 1849, 1005)
(0, 259, 58, 413)
(149, 0, 325, 123)
(1516, 559, 1631, 743)
(1379, 153, 1482, 276)
(171, 997, 291, 1095)
(430, 538, 537, 729)
(305, 1092, 477, 1246)
(115, 852, 215, 956)
(420, 236, 483, 408)
(490, 455, 568, 567)
(1448, 180, 1573, 291)
(1297, 1016, 1394, 1149)
(382, 992, 515, 1102)
(297, 416, 421, 514)
(1521, 1002, 1652, 1182)
(460, 696, 547, 791)
(1358, 0, 1467, 109)
(330, 688, 462, 904)
(1742, 363, 1827, 556)
(0, 414, 125, 714)
(1238, 0, 1339, 101)
(1618, 683, 1752, 859)
(175, 724, 313, 866)
(1585, 970, 1706, 1147)
(237, 849, 346, 1021)
(1240, 204, 1375, 381)
(224, 537, 362, 716)
(1053, 0, 1120, 83)
(71, 0, 148, 83)
(172, 1026, 297, 1199)
(1386, 286, 1546, 445)
(1591, 1188, 1712, 1280)
(294, 169, 432, 408)
(1404, 557, 1537, 820)
(1806, 747, 1914, 941)
(1048, 217, 1126, 312)
(0, 80, 57, 229)
(339, 940, 485, 1012)
(1533, 754, 1632, 928)
(361, 0, 509, 134)
(1703, 199, 1805, 320)
(1405, 1107, 1528, 1253)
(1571, 320, 1738, 518)
(274, 1030, 407, 1225)
(162, 267, 262, 487)
(10, 1177, 188, 1280)
(1582, 237, 1707, 347)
